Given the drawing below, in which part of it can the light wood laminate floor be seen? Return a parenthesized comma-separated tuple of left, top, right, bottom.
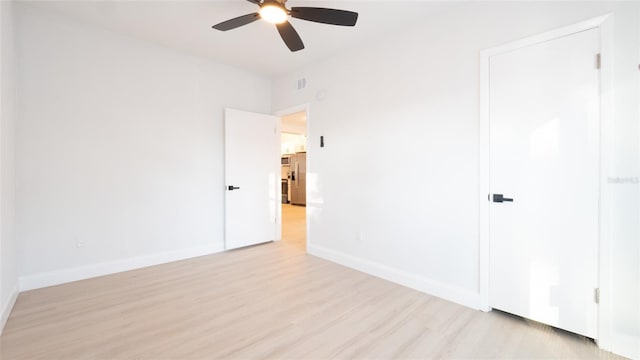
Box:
(1, 204, 622, 359)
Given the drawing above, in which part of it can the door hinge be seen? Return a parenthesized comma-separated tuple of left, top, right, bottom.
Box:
(596, 53, 601, 70)
(594, 288, 600, 304)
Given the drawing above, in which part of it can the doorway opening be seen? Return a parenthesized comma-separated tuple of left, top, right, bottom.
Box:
(279, 110, 307, 249)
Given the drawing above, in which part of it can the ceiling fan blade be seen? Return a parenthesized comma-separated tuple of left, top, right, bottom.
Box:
(290, 7, 358, 26)
(246, 0, 261, 4)
(276, 21, 305, 52)
(212, 13, 260, 31)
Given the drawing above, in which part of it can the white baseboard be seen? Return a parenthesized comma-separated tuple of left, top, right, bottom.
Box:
(19, 244, 225, 291)
(608, 331, 640, 360)
(307, 244, 481, 310)
(0, 283, 19, 335)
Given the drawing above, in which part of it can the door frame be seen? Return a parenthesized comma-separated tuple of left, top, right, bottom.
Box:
(274, 104, 311, 245)
(478, 14, 614, 347)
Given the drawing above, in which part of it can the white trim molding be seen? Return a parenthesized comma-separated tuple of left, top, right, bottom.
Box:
(609, 331, 640, 360)
(308, 244, 481, 310)
(19, 244, 224, 291)
(479, 12, 616, 354)
(0, 284, 19, 335)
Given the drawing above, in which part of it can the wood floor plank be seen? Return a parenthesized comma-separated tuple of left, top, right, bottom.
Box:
(0, 204, 624, 359)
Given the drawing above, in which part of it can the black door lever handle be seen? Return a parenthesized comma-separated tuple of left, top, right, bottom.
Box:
(493, 194, 513, 203)
(227, 185, 240, 191)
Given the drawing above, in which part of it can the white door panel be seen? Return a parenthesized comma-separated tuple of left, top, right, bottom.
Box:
(489, 28, 600, 338)
(225, 108, 279, 250)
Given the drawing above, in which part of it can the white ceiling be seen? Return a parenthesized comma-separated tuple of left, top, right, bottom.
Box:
(21, 1, 445, 77)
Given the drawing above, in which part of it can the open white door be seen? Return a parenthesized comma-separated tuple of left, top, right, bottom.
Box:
(225, 108, 279, 250)
(489, 28, 600, 338)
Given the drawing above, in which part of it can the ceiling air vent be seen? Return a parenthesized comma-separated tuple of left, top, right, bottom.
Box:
(297, 78, 307, 90)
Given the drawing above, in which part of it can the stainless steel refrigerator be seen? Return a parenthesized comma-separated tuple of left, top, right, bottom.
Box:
(288, 152, 306, 206)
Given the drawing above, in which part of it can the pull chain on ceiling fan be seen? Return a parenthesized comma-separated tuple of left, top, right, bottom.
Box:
(212, 0, 359, 52)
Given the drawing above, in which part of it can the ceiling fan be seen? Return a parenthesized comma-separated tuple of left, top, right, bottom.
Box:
(212, 0, 359, 52)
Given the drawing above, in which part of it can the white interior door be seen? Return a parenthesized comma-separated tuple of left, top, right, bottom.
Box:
(225, 108, 279, 250)
(489, 28, 600, 338)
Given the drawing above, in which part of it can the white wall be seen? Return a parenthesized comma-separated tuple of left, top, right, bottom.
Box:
(15, 4, 272, 289)
(281, 112, 307, 135)
(273, 2, 639, 358)
(0, 0, 18, 334)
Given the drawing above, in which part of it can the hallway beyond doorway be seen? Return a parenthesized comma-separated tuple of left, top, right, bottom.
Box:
(282, 204, 305, 250)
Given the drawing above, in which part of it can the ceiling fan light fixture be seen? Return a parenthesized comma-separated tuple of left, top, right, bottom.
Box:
(259, 4, 288, 24)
